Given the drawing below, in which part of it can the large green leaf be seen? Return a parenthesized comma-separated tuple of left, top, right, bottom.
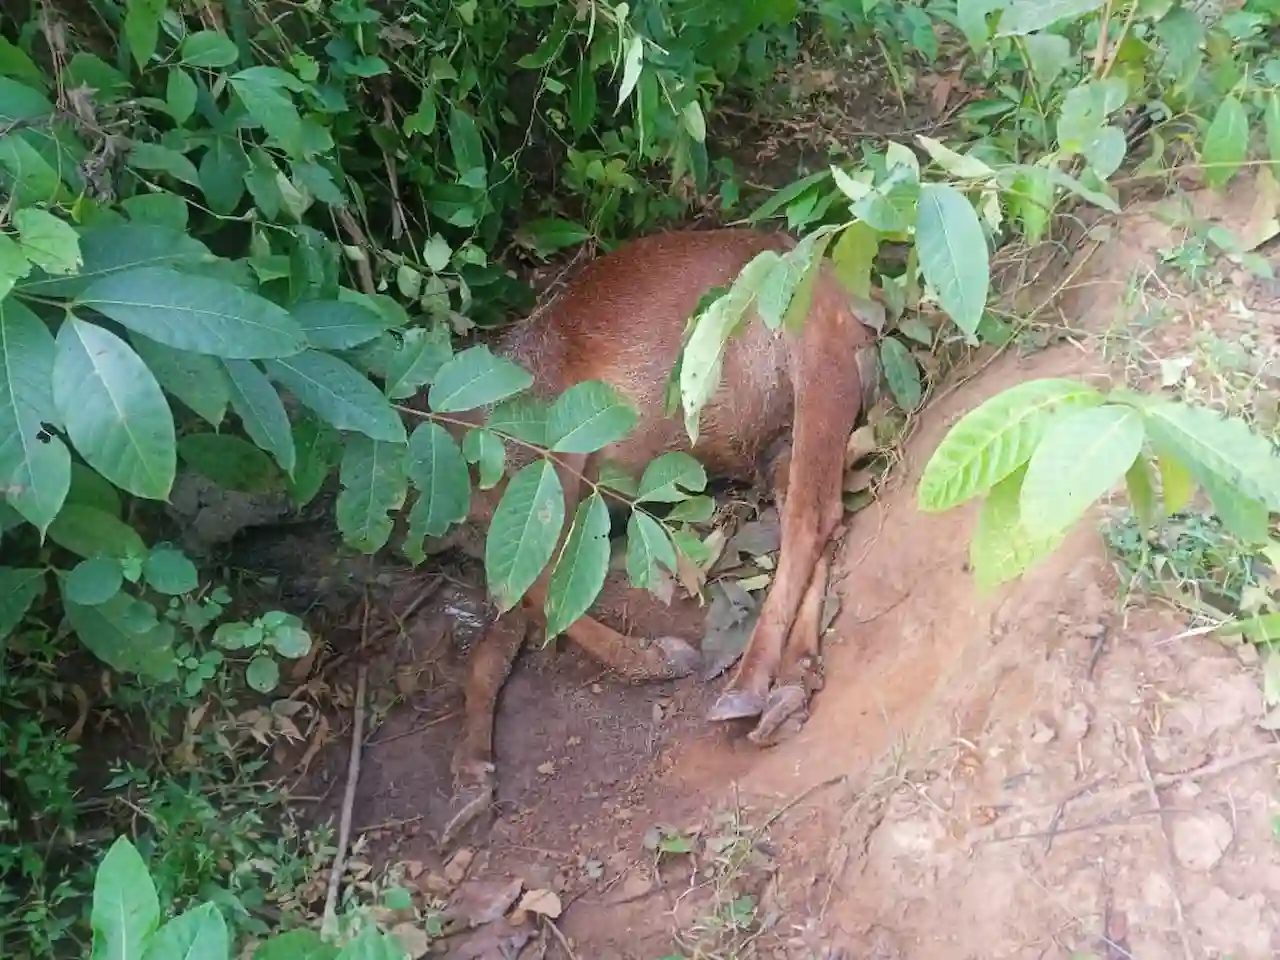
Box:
(91, 837, 160, 960)
(65, 556, 124, 606)
(293, 299, 392, 351)
(77, 266, 306, 359)
(181, 30, 239, 68)
(142, 903, 229, 960)
(626, 510, 677, 590)
(1199, 469, 1271, 544)
(428, 345, 534, 413)
(48, 504, 146, 559)
(10, 435, 71, 536)
(486, 395, 549, 445)
(1020, 404, 1145, 537)
(917, 378, 1106, 512)
(545, 381, 639, 453)
(178, 433, 281, 492)
(53, 317, 175, 500)
(0, 567, 45, 640)
(915, 182, 989, 337)
(462, 428, 505, 489)
(287, 412, 341, 508)
(200, 136, 250, 215)
(223, 359, 295, 474)
(66, 593, 177, 681)
(13, 208, 82, 276)
(879, 337, 923, 411)
(129, 334, 229, 427)
(1201, 95, 1248, 189)
(18, 223, 210, 299)
(544, 493, 611, 637)
(264, 350, 405, 443)
(379, 326, 452, 400)
(636, 452, 707, 503)
(1142, 401, 1280, 510)
(252, 930, 338, 960)
(403, 422, 471, 560)
(995, 0, 1106, 36)
(335, 436, 407, 553)
(970, 465, 1068, 591)
(485, 460, 564, 612)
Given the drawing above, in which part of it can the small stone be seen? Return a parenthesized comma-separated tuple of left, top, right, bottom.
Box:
(591, 683, 604, 694)
(1029, 717, 1056, 745)
(1172, 811, 1233, 871)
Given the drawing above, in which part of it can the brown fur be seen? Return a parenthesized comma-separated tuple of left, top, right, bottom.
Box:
(421, 228, 877, 844)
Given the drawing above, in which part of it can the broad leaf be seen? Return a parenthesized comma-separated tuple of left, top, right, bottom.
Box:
(165, 67, 197, 125)
(485, 460, 564, 612)
(264, 350, 405, 443)
(915, 182, 989, 337)
(10, 435, 70, 536)
(54, 317, 175, 500)
(428, 345, 533, 413)
(486, 395, 549, 445)
(293, 299, 392, 351)
(66, 592, 177, 679)
(142, 902, 229, 960)
(142, 547, 199, 595)
(199, 137, 250, 214)
(626, 510, 677, 590)
(66, 463, 123, 516)
(917, 378, 1106, 512)
(0, 566, 45, 640)
(1125, 455, 1158, 531)
(335, 436, 407, 552)
(19, 223, 211, 299)
(65, 556, 124, 606)
(124, 0, 166, 67)
(288, 413, 341, 507)
(996, 0, 1105, 36)
(128, 143, 201, 187)
(1202, 95, 1248, 189)
(1199, 469, 1270, 544)
(246, 655, 279, 692)
(404, 422, 471, 559)
(380, 326, 452, 400)
(91, 837, 160, 960)
(637, 452, 707, 503)
(253, 930, 338, 960)
(1020, 404, 1145, 537)
(544, 493, 611, 637)
(879, 337, 923, 410)
(129, 334, 230, 427)
(546, 380, 638, 453)
(1142, 401, 1280, 510)
(1156, 450, 1195, 515)
(78, 266, 306, 359)
(223, 360, 296, 474)
(181, 30, 239, 68)
(48, 505, 146, 559)
(462, 428, 505, 489)
(13, 207, 82, 275)
(970, 466, 1068, 590)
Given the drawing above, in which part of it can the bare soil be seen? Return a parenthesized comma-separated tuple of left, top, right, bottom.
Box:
(262, 172, 1280, 960)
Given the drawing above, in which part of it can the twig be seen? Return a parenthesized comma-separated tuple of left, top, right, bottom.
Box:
(1130, 727, 1195, 960)
(322, 664, 369, 938)
(334, 207, 378, 297)
(544, 917, 581, 960)
(367, 710, 458, 747)
(1091, 0, 1115, 76)
(754, 774, 848, 837)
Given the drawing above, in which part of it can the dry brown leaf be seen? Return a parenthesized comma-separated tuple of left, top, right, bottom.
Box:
(517, 888, 563, 919)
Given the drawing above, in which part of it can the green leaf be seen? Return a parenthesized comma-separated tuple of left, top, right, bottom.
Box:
(996, 0, 1105, 36)
(246, 654, 279, 692)
(14, 208, 82, 276)
(380, 326, 452, 400)
(879, 338, 923, 411)
(666, 494, 715, 523)
(517, 218, 591, 255)
(336, 437, 407, 552)
(67, 462, 122, 516)
(0, 567, 45, 639)
(1156, 450, 1195, 515)
(287, 412, 340, 507)
(181, 30, 239, 68)
(129, 142, 201, 188)
(618, 34, 644, 107)
(1199, 469, 1271, 543)
(1022, 33, 1072, 89)
(546, 381, 638, 453)
(253, 930, 338, 960)
(129, 335, 229, 427)
(429, 345, 534, 413)
(1011, 165, 1054, 244)
(637, 452, 707, 503)
(333, 927, 405, 960)
(1020, 404, 1144, 538)
(915, 183, 989, 338)
(264, 351, 405, 443)
(1266, 92, 1280, 173)
(0, 233, 31, 300)
(448, 106, 485, 173)
(142, 903, 229, 960)
(626, 510, 676, 590)
(54, 318, 175, 500)
(77, 266, 307, 359)
(486, 395, 548, 445)
(91, 837, 160, 960)
(124, 0, 167, 68)
(143, 547, 199, 595)
(293, 299, 392, 351)
(230, 74, 307, 157)
(1142, 401, 1280, 510)
(49, 504, 146, 559)
(120, 193, 189, 231)
(404, 422, 471, 557)
(918, 379, 1107, 512)
(199, 137, 250, 215)
(223, 360, 296, 474)
(485, 460, 564, 612)
(19, 223, 211, 299)
(462, 428, 504, 490)
(165, 67, 197, 125)
(544, 493, 610, 637)
(1201, 95, 1248, 189)
(1126, 455, 1158, 531)
(9, 435, 71, 537)
(66, 556, 124, 606)
(970, 465, 1068, 590)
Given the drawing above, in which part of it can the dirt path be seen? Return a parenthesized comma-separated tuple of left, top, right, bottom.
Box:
(291, 175, 1279, 960)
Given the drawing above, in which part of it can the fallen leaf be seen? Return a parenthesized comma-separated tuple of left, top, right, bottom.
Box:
(390, 921, 432, 959)
(444, 878, 524, 930)
(701, 580, 758, 680)
(518, 888, 563, 918)
(537, 761, 556, 775)
(845, 425, 877, 466)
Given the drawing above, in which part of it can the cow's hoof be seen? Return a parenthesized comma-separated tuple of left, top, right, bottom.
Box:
(707, 688, 766, 722)
(748, 684, 808, 745)
(440, 764, 495, 848)
(657, 635, 701, 678)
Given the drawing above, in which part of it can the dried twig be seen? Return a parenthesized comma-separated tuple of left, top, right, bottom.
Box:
(321, 664, 369, 937)
(335, 207, 378, 297)
(545, 917, 581, 960)
(1130, 727, 1194, 960)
